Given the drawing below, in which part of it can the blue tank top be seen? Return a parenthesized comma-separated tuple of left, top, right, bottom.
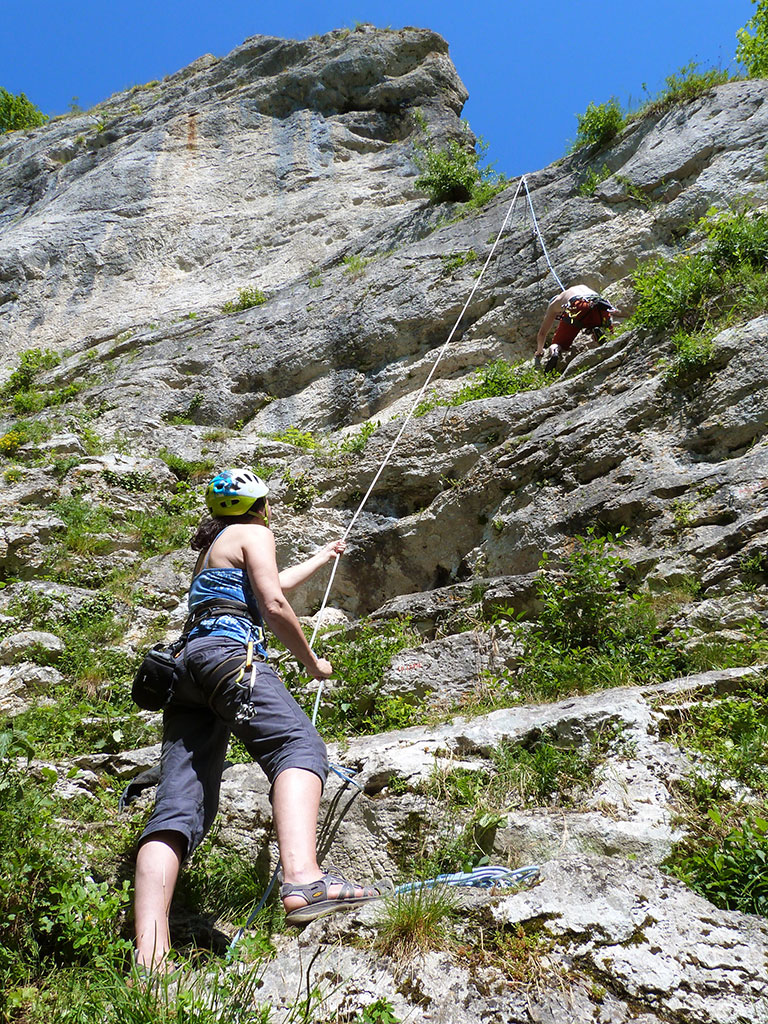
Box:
(187, 528, 267, 655)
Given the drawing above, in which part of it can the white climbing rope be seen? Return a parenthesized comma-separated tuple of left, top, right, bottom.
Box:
(309, 175, 530, 725)
(522, 175, 565, 292)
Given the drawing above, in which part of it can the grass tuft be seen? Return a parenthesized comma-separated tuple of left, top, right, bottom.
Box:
(375, 884, 459, 961)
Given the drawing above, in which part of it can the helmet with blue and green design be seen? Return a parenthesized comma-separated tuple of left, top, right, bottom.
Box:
(205, 468, 269, 517)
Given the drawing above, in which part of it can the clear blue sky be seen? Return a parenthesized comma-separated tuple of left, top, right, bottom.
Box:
(2, 0, 756, 177)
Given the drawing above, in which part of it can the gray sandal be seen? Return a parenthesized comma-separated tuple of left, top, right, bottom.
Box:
(281, 869, 393, 925)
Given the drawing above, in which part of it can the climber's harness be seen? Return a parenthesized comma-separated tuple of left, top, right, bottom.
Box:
(181, 597, 262, 639)
(131, 599, 264, 711)
(560, 294, 615, 341)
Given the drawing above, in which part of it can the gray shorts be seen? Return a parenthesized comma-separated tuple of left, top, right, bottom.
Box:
(139, 635, 328, 858)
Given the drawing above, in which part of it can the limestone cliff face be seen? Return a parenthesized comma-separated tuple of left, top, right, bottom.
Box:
(1, 26, 768, 1024)
(0, 25, 465, 352)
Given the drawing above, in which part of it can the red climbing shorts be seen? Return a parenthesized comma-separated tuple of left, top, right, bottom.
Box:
(552, 297, 613, 350)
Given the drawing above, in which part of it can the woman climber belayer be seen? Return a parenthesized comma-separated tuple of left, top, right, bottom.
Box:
(133, 468, 389, 970)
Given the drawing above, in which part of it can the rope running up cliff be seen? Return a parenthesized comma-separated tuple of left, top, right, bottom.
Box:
(308, 173, 563, 725)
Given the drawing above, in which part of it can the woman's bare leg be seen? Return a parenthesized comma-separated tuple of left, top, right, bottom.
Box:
(272, 767, 374, 912)
(134, 831, 184, 969)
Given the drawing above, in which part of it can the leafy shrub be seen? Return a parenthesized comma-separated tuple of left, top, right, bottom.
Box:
(0, 418, 53, 460)
(416, 138, 479, 203)
(661, 331, 715, 386)
(631, 252, 717, 334)
(280, 469, 318, 511)
(413, 359, 555, 418)
(125, 483, 204, 555)
(536, 535, 631, 648)
(737, 0, 768, 78)
(677, 685, 768, 794)
(579, 164, 611, 197)
(2, 347, 60, 398)
(51, 496, 114, 556)
(430, 731, 607, 811)
(337, 420, 378, 454)
(0, 748, 131, 975)
(0, 87, 47, 133)
(12, 382, 82, 415)
(298, 619, 422, 738)
(630, 209, 768, 348)
(671, 809, 768, 916)
(414, 120, 506, 206)
(571, 98, 625, 150)
(40, 876, 132, 963)
(638, 62, 731, 118)
(452, 359, 556, 405)
(271, 426, 319, 450)
(442, 249, 478, 275)
(157, 448, 214, 482)
(700, 206, 768, 268)
(500, 531, 679, 703)
(221, 286, 267, 313)
(342, 253, 372, 278)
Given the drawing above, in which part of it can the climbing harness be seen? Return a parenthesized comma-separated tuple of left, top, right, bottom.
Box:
(182, 597, 261, 638)
(560, 293, 615, 343)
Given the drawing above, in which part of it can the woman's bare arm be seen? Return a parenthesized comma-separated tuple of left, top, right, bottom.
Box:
(278, 540, 345, 593)
(242, 526, 332, 679)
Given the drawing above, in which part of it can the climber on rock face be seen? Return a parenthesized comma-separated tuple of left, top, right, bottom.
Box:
(535, 284, 627, 372)
(132, 469, 391, 974)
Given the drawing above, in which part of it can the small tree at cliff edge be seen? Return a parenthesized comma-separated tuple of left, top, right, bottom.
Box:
(737, 0, 768, 78)
(0, 87, 47, 133)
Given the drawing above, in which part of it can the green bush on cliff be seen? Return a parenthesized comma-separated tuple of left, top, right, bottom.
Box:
(571, 97, 625, 150)
(0, 87, 47, 133)
(678, 685, 768, 794)
(570, 62, 730, 156)
(221, 286, 267, 313)
(493, 531, 679, 704)
(634, 62, 731, 119)
(414, 118, 507, 206)
(630, 208, 768, 369)
(0, 739, 131, 976)
(667, 680, 768, 917)
(737, 0, 768, 78)
(450, 359, 557, 404)
(413, 358, 555, 417)
(2, 348, 60, 398)
(672, 811, 768, 917)
(295, 619, 423, 738)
